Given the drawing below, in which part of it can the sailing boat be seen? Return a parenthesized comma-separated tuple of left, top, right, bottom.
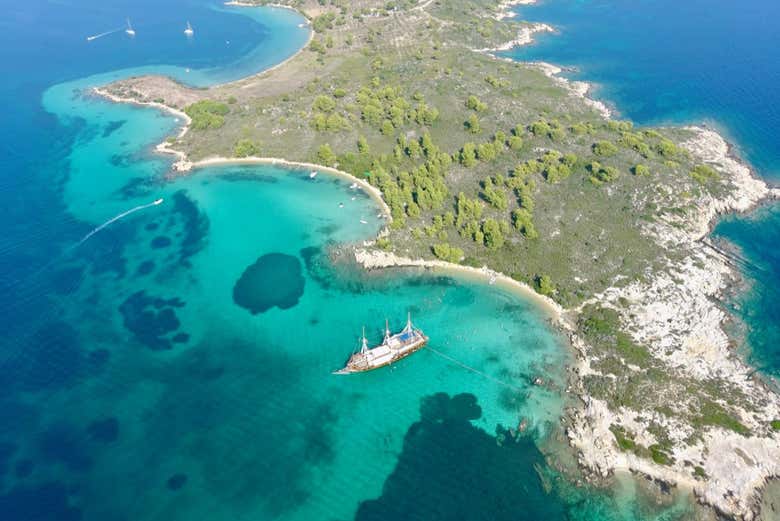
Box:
(184, 21, 194, 36)
(334, 313, 428, 374)
(125, 18, 136, 37)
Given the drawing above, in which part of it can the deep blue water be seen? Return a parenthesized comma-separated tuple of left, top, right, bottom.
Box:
(504, 0, 780, 379)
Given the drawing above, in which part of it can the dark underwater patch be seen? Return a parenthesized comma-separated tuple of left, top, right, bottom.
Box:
(233, 253, 304, 314)
(316, 223, 340, 236)
(14, 459, 33, 479)
(150, 236, 172, 249)
(86, 417, 119, 443)
(142, 335, 334, 518)
(219, 170, 279, 183)
(50, 266, 83, 295)
(0, 441, 17, 477)
(172, 190, 209, 267)
(102, 119, 126, 138)
(145, 222, 159, 232)
(299, 245, 367, 293)
(109, 154, 132, 167)
(119, 176, 157, 199)
(0, 482, 81, 521)
(354, 392, 566, 521)
(119, 290, 185, 350)
(37, 423, 92, 471)
(14, 321, 83, 392)
(167, 473, 187, 491)
(301, 403, 337, 464)
(137, 260, 155, 276)
(0, 400, 39, 437)
(87, 349, 110, 372)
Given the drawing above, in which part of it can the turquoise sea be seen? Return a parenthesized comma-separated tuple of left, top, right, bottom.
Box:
(0, 0, 727, 519)
(504, 0, 780, 381)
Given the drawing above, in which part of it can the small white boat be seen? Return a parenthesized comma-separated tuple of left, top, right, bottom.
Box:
(153, 198, 164, 205)
(351, 196, 356, 201)
(125, 18, 136, 37)
(338, 203, 344, 208)
(360, 218, 368, 224)
(184, 21, 194, 36)
(489, 275, 497, 285)
(309, 171, 318, 179)
(349, 182, 358, 189)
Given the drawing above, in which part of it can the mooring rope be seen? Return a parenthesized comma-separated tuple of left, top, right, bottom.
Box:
(424, 346, 527, 393)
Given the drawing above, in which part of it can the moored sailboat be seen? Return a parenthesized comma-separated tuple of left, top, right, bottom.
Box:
(334, 313, 428, 374)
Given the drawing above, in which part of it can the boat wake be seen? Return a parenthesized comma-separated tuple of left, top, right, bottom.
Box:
(86, 28, 122, 42)
(17, 198, 164, 286)
(74, 198, 163, 248)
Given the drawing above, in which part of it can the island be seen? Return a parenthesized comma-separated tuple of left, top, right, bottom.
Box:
(96, 0, 780, 518)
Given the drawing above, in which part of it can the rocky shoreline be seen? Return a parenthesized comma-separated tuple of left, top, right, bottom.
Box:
(562, 125, 780, 520)
(477, 5, 780, 517)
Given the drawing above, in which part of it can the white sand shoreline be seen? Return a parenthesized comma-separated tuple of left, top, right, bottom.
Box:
(190, 156, 392, 217)
(354, 249, 564, 320)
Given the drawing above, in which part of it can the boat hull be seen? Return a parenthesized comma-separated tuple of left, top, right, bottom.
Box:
(334, 335, 428, 374)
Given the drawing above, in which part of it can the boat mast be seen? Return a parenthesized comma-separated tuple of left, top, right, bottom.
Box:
(360, 326, 369, 354)
(404, 311, 412, 332)
(384, 318, 391, 343)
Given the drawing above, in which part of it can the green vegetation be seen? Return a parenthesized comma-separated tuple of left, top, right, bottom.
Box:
(511, 208, 538, 239)
(234, 139, 260, 157)
(587, 161, 620, 185)
(580, 306, 650, 366)
(432, 243, 464, 263)
(592, 140, 618, 157)
(770, 420, 780, 431)
(184, 100, 229, 130)
(317, 143, 337, 166)
(465, 113, 481, 133)
(650, 445, 673, 465)
(466, 95, 487, 112)
(535, 274, 555, 297)
(693, 401, 750, 435)
(610, 424, 637, 451)
(690, 164, 720, 185)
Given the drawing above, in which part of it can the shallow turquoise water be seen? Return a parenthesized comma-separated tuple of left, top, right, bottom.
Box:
(0, 0, 700, 519)
(27, 74, 694, 520)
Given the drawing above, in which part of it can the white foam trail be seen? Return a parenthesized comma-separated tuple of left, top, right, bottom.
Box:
(74, 198, 163, 247)
(14, 198, 164, 287)
(86, 28, 122, 42)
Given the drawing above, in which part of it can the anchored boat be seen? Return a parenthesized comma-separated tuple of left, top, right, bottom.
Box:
(334, 313, 428, 374)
